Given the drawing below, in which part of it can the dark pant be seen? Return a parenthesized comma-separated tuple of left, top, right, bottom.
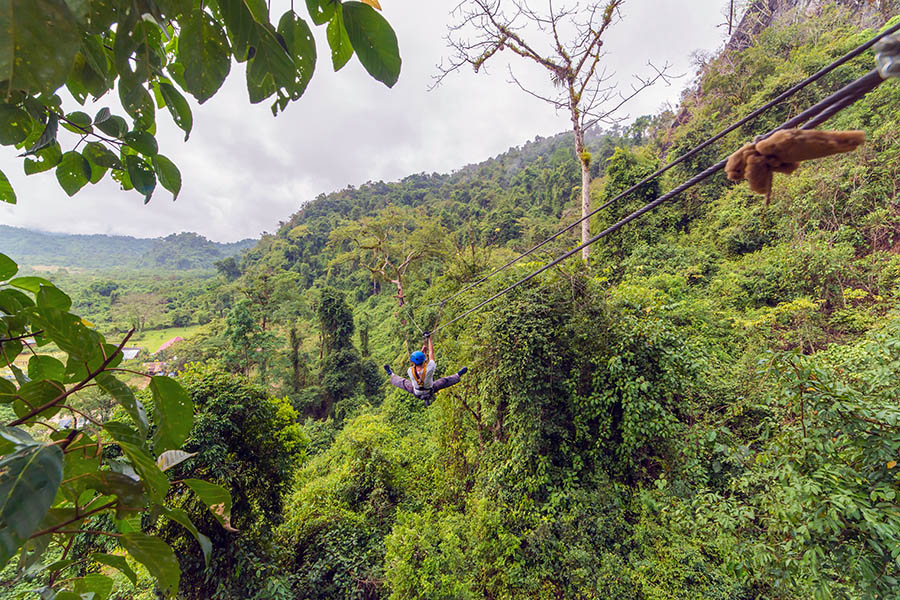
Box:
(390, 373, 461, 398)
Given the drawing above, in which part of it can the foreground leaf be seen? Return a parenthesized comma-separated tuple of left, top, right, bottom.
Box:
(92, 552, 138, 586)
(96, 373, 149, 436)
(184, 479, 237, 532)
(150, 376, 193, 453)
(342, 1, 400, 87)
(0, 252, 17, 279)
(120, 533, 180, 597)
(0, 168, 15, 204)
(0, 443, 64, 568)
(277, 11, 317, 100)
(152, 155, 181, 201)
(326, 6, 353, 71)
(180, 10, 231, 103)
(0, 0, 82, 94)
(124, 154, 156, 201)
(55, 150, 92, 196)
(160, 507, 211, 567)
(158, 82, 193, 140)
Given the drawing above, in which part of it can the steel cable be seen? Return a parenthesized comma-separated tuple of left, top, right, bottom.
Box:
(428, 66, 889, 335)
(421, 21, 900, 310)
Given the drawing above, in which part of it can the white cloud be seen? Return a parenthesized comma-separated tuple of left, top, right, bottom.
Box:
(0, 0, 727, 242)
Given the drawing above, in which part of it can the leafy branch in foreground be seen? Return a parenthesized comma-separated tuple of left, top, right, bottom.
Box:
(0, 0, 401, 205)
(0, 252, 230, 598)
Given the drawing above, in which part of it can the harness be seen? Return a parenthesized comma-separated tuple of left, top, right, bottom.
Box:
(411, 364, 433, 398)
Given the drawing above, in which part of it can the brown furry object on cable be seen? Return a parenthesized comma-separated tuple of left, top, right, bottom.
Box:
(725, 129, 865, 204)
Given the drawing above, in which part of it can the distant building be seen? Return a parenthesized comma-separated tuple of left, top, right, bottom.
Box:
(122, 347, 143, 360)
(144, 362, 167, 375)
(154, 337, 184, 355)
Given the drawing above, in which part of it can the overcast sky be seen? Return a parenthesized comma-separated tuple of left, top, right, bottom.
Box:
(0, 0, 728, 242)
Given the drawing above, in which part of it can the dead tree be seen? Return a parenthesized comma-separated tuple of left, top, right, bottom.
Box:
(438, 0, 673, 264)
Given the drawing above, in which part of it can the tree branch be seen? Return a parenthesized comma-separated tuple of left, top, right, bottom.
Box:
(8, 329, 135, 427)
(29, 501, 117, 539)
(0, 330, 43, 343)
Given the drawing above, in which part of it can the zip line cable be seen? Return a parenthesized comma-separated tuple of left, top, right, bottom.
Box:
(422, 21, 900, 311)
(427, 64, 893, 336)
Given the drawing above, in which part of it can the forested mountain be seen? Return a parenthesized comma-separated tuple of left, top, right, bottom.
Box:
(0, 226, 255, 270)
(205, 6, 900, 599)
(3, 2, 900, 600)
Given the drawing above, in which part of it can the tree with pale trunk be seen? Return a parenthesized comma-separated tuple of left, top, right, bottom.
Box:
(439, 0, 673, 263)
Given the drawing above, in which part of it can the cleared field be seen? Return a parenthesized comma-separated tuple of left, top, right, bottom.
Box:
(130, 324, 206, 354)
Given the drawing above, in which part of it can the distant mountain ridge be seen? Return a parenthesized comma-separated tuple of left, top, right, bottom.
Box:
(0, 226, 256, 271)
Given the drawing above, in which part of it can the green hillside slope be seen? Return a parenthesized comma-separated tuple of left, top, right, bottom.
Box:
(0, 226, 255, 270)
(198, 7, 898, 599)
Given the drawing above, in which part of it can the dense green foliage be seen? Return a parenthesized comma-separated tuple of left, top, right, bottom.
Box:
(5, 3, 900, 599)
(0, 0, 401, 205)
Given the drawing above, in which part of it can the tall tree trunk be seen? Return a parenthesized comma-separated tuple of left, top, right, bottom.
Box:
(573, 126, 591, 265)
(290, 326, 302, 393)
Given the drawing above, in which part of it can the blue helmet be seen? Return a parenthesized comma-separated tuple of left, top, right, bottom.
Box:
(410, 351, 426, 365)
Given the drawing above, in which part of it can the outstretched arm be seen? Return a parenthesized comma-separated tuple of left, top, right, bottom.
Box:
(427, 336, 435, 363)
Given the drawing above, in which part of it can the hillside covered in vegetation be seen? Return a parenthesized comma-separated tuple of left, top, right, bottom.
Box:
(3, 2, 900, 600)
(0, 226, 255, 271)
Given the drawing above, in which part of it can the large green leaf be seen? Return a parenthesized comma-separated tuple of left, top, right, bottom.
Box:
(60, 110, 92, 133)
(82, 471, 147, 517)
(0, 0, 82, 94)
(37, 283, 73, 310)
(160, 507, 211, 567)
(184, 479, 237, 531)
(73, 573, 114, 600)
(277, 11, 316, 100)
(104, 423, 168, 503)
(57, 431, 100, 502)
(326, 6, 353, 71)
(24, 110, 58, 155)
(29, 306, 102, 362)
(8, 275, 54, 293)
(117, 77, 155, 130)
(27, 355, 66, 382)
(158, 82, 192, 140)
(92, 552, 137, 586)
(120, 533, 180, 598)
(246, 23, 296, 104)
(9, 379, 65, 422)
(0, 168, 14, 204)
(305, 0, 335, 25)
(117, 441, 170, 503)
(83, 141, 122, 170)
(180, 9, 231, 103)
(342, 1, 400, 87)
(218, 0, 265, 62)
(0, 252, 17, 280)
(124, 154, 156, 202)
(0, 425, 33, 455)
(150, 376, 193, 453)
(23, 143, 62, 175)
(152, 154, 181, 201)
(96, 373, 149, 436)
(55, 150, 92, 196)
(123, 130, 158, 156)
(94, 113, 127, 138)
(0, 103, 32, 144)
(0, 443, 64, 568)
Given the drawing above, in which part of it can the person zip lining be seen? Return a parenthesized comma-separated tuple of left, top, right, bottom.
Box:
(384, 335, 467, 405)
